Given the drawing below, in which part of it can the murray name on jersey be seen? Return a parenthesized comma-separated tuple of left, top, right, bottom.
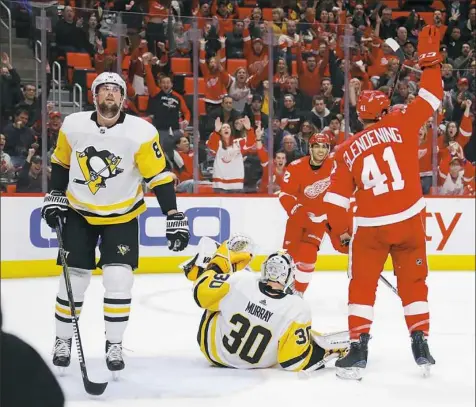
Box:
(245, 300, 274, 323)
(51, 111, 173, 225)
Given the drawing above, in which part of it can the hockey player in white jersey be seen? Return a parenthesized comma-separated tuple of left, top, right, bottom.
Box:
(182, 236, 349, 372)
(41, 72, 190, 376)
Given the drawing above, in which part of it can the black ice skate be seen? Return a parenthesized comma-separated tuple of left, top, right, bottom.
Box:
(335, 333, 370, 381)
(106, 341, 125, 380)
(53, 337, 72, 374)
(411, 331, 435, 377)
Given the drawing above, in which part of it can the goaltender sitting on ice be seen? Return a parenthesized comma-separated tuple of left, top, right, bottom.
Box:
(180, 234, 349, 372)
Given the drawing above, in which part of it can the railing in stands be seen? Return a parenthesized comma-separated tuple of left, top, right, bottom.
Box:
(52, 61, 62, 113)
(34, 40, 42, 92)
(0, 1, 12, 63)
(73, 83, 83, 113)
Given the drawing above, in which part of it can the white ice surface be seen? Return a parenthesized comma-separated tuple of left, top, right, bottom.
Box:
(1, 272, 475, 407)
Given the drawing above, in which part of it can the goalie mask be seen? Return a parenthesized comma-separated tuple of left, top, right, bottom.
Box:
(260, 251, 295, 292)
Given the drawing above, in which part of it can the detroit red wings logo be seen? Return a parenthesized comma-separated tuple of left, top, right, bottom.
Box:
(304, 177, 331, 199)
(418, 148, 428, 159)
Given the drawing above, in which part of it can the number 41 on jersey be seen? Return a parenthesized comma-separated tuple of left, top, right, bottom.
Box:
(361, 146, 405, 196)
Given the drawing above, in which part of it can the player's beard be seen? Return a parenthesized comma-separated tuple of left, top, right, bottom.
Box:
(98, 101, 120, 119)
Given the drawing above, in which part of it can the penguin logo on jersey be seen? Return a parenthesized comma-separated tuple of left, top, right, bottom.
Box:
(117, 244, 130, 256)
(73, 146, 124, 195)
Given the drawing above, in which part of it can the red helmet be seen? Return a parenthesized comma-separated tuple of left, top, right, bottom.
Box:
(357, 90, 391, 120)
(309, 132, 331, 147)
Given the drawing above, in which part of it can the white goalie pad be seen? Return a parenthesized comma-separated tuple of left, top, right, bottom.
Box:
(311, 330, 350, 350)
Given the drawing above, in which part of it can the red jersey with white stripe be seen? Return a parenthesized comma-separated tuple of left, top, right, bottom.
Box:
(418, 132, 434, 177)
(324, 67, 443, 231)
(438, 157, 475, 196)
(279, 155, 334, 222)
(437, 114, 472, 161)
(200, 49, 228, 104)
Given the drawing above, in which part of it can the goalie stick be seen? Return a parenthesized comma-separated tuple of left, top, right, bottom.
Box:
(55, 220, 108, 396)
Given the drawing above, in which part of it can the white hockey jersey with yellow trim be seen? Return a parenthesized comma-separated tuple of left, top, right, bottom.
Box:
(51, 111, 173, 225)
(194, 270, 323, 371)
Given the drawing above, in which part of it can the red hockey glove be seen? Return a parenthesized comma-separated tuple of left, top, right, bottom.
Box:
(326, 223, 350, 254)
(417, 25, 442, 68)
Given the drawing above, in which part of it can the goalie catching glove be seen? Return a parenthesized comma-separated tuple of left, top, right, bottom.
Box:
(417, 25, 442, 68)
(41, 190, 69, 228)
(166, 212, 190, 252)
(181, 235, 254, 281)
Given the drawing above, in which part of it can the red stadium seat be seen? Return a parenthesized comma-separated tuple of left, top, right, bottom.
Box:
(137, 95, 149, 114)
(262, 8, 273, 21)
(106, 36, 118, 54)
(198, 98, 206, 115)
(184, 77, 205, 95)
(238, 7, 251, 20)
(171, 58, 192, 75)
(66, 52, 92, 84)
(86, 72, 98, 104)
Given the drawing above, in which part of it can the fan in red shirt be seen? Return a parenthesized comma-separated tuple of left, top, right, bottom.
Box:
(323, 26, 444, 381)
(278, 133, 334, 295)
(255, 127, 286, 194)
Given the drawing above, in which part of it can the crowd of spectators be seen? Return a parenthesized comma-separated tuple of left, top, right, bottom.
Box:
(1, 0, 475, 196)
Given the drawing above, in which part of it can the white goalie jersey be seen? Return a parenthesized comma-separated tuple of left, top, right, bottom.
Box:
(194, 270, 324, 371)
(51, 111, 173, 225)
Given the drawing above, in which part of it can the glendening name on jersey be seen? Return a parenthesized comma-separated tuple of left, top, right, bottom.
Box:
(51, 111, 173, 225)
(343, 127, 403, 170)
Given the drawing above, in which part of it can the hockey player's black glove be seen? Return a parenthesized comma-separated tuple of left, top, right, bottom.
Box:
(166, 212, 190, 252)
(41, 190, 69, 228)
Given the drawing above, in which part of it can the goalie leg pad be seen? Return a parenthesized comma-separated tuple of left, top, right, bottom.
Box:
(103, 264, 134, 343)
(55, 268, 92, 339)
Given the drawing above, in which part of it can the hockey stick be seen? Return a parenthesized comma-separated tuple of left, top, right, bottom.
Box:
(55, 220, 108, 396)
(379, 274, 398, 296)
(384, 38, 406, 102)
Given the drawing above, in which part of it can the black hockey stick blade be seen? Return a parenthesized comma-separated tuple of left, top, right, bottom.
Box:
(83, 376, 108, 396)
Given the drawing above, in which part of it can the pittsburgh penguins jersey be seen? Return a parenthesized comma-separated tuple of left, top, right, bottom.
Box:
(51, 111, 173, 225)
(194, 270, 325, 371)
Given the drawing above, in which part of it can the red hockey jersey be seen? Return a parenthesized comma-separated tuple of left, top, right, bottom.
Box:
(324, 66, 443, 233)
(279, 155, 334, 223)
